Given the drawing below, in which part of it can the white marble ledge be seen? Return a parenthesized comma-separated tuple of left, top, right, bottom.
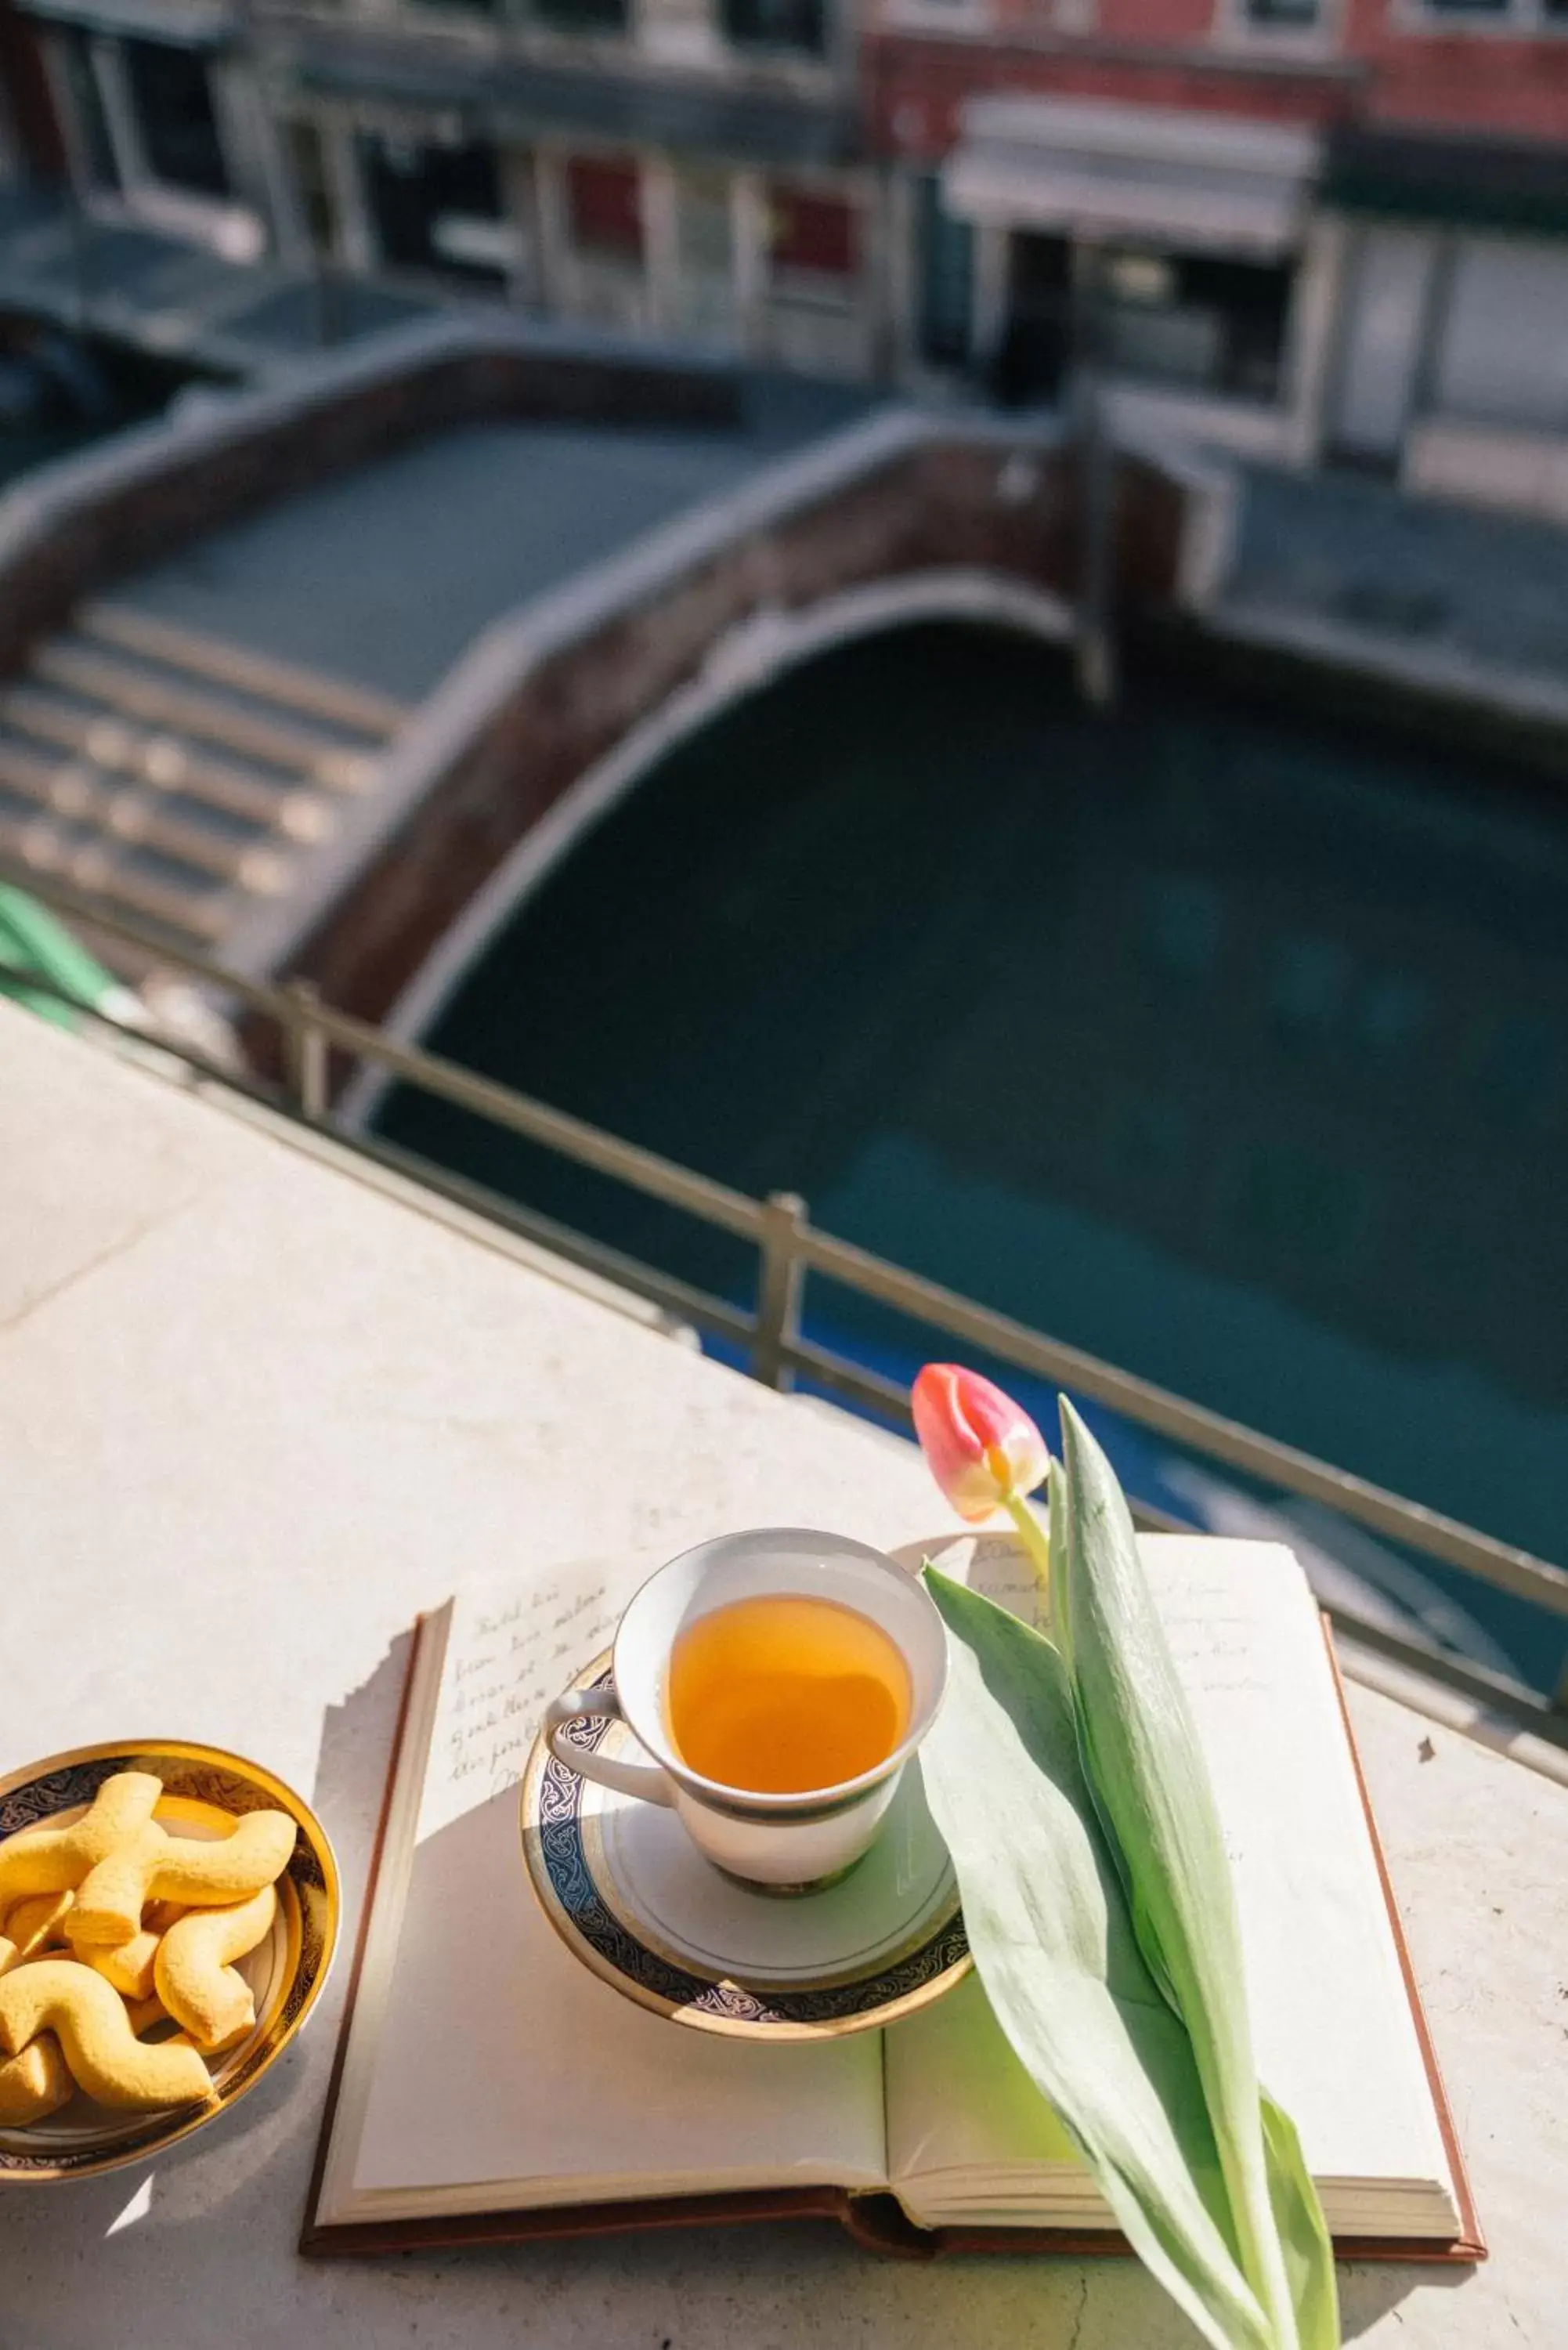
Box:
(0, 1003, 1563, 2349)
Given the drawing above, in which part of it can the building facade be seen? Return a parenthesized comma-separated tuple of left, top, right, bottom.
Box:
(9, 0, 1568, 511)
(16, 0, 888, 377)
(876, 0, 1568, 510)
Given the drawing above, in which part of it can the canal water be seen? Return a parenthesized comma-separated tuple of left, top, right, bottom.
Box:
(378, 623, 1568, 1687)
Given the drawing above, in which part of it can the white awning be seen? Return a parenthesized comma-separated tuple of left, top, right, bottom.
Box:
(944, 97, 1321, 258)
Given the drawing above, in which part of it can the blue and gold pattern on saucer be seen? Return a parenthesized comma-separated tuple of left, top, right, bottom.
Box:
(0, 1740, 339, 2180)
(519, 1655, 970, 2040)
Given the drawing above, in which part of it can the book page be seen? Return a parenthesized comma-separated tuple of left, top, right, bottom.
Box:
(880, 1975, 1087, 2194)
(341, 1560, 887, 2218)
(886, 1535, 1454, 2228)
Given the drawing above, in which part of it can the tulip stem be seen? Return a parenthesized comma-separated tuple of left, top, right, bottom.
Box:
(1004, 1491, 1052, 1610)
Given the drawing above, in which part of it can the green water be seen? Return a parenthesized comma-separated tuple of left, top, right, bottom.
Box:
(380, 624, 1567, 1672)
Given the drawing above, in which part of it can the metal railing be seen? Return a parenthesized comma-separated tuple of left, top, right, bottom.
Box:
(6, 863, 1568, 1743)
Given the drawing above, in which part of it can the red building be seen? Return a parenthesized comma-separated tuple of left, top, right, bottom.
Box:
(873, 0, 1568, 512)
(6, 0, 1568, 514)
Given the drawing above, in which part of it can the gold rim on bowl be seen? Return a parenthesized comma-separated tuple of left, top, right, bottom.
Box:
(0, 1738, 340, 2182)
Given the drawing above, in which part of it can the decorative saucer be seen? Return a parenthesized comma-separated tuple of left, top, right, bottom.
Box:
(518, 1652, 970, 2041)
(0, 1740, 339, 2181)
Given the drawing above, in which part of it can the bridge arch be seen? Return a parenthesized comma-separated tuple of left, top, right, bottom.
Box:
(269, 410, 1204, 1059)
(341, 573, 1076, 1123)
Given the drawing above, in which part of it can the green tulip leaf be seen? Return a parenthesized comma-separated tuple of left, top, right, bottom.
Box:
(1053, 1398, 1339, 2350)
(919, 1567, 1276, 2350)
(1261, 2093, 1341, 2350)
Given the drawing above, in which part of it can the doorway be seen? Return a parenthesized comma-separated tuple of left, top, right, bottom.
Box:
(670, 168, 735, 349)
(993, 230, 1071, 407)
(1327, 226, 1439, 471)
(362, 135, 515, 291)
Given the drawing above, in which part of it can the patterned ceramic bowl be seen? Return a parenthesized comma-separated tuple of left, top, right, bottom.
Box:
(0, 1740, 338, 2180)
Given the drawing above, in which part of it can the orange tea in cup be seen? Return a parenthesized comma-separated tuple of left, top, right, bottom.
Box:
(666, 1593, 912, 1796)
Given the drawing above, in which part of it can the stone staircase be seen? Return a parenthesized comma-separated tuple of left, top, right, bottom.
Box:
(0, 603, 410, 967)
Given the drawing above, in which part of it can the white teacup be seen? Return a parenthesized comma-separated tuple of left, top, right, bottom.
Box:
(545, 1528, 948, 1893)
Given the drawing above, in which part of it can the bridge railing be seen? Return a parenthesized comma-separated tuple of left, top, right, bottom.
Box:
(6, 862, 1566, 1752)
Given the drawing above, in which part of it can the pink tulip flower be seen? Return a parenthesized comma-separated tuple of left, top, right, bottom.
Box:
(912, 1365, 1049, 1519)
(912, 1363, 1053, 1594)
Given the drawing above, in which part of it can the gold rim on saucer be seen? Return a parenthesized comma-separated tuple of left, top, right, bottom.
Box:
(0, 1739, 339, 2181)
(518, 1651, 971, 2042)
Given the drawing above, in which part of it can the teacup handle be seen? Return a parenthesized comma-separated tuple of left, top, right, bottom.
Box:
(546, 1674, 676, 1807)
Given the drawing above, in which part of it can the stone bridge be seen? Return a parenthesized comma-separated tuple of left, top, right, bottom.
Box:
(284, 412, 1223, 1043)
(0, 314, 1228, 1029)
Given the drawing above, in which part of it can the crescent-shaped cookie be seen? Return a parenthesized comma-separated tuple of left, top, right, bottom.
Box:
(0, 1890, 77, 1977)
(70, 1812, 295, 1948)
(0, 2034, 73, 2126)
(5, 1892, 76, 1958)
(0, 1960, 215, 2110)
(0, 1774, 162, 1910)
(154, 1885, 276, 2052)
(76, 1927, 162, 2004)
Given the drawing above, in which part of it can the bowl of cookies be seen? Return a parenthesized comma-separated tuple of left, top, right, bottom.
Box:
(0, 1740, 338, 2179)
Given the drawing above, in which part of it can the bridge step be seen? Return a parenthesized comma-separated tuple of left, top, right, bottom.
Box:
(0, 787, 229, 944)
(0, 605, 409, 975)
(0, 684, 332, 839)
(77, 603, 410, 743)
(0, 732, 286, 891)
(28, 640, 379, 793)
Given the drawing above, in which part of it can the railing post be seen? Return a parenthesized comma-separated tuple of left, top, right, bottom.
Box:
(753, 1190, 807, 1392)
(283, 978, 329, 1123)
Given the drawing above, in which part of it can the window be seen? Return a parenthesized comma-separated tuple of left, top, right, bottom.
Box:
(721, 0, 826, 55)
(675, 170, 732, 281)
(566, 157, 643, 263)
(1433, 238, 1568, 432)
(670, 169, 735, 344)
(363, 137, 511, 289)
(121, 38, 229, 199)
(767, 188, 856, 280)
(1096, 249, 1293, 403)
(1241, 0, 1321, 21)
(55, 31, 120, 193)
(916, 175, 974, 367)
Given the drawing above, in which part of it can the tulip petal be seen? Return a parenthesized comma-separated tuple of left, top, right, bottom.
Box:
(912, 1364, 1050, 1520)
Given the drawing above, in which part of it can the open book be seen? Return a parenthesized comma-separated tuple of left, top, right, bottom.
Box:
(304, 1535, 1479, 2260)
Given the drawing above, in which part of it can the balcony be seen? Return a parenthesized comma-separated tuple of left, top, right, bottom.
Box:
(0, 917, 1563, 2341)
